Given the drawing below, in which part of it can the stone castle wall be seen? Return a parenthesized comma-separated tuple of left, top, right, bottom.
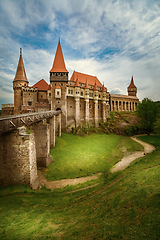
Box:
(0, 127, 39, 189)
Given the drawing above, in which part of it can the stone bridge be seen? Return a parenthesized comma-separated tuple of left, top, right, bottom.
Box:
(0, 110, 62, 189)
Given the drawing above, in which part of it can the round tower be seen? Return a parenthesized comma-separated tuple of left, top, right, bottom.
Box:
(127, 76, 137, 97)
(13, 48, 28, 114)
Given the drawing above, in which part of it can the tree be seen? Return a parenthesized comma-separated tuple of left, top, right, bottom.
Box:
(136, 98, 158, 134)
(154, 116, 160, 135)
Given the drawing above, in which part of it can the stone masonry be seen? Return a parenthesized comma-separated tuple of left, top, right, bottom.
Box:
(0, 126, 39, 189)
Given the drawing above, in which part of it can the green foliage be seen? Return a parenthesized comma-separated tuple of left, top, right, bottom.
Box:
(125, 124, 145, 136)
(154, 116, 160, 135)
(137, 98, 158, 134)
(0, 135, 160, 239)
(27, 128, 32, 134)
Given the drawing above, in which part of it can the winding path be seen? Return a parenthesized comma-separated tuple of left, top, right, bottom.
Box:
(38, 136, 156, 189)
(111, 136, 156, 173)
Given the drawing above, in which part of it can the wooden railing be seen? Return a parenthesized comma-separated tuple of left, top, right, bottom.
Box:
(0, 110, 62, 133)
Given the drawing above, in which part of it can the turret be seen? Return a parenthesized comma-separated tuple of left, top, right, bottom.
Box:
(102, 83, 106, 102)
(84, 78, 89, 100)
(50, 40, 68, 130)
(93, 80, 98, 101)
(127, 76, 137, 97)
(13, 48, 28, 114)
(75, 77, 80, 98)
(50, 39, 68, 83)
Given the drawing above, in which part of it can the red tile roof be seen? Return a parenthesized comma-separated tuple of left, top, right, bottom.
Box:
(14, 49, 28, 82)
(110, 94, 138, 100)
(128, 76, 136, 88)
(70, 71, 103, 87)
(50, 41, 68, 73)
(32, 79, 50, 91)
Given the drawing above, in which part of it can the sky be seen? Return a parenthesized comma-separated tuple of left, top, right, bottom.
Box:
(0, 0, 160, 108)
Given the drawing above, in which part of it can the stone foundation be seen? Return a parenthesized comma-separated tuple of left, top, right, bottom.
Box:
(0, 126, 39, 189)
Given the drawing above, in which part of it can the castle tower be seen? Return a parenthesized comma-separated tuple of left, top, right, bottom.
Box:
(127, 76, 137, 97)
(93, 80, 98, 127)
(74, 77, 80, 127)
(84, 78, 89, 125)
(50, 40, 69, 130)
(13, 48, 28, 114)
(102, 84, 107, 122)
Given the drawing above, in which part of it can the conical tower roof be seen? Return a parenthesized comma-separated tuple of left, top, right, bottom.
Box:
(102, 83, 106, 92)
(128, 76, 136, 88)
(14, 48, 28, 82)
(50, 40, 68, 73)
(75, 77, 80, 87)
(93, 80, 98, 90)
(85, 78, 89, 89)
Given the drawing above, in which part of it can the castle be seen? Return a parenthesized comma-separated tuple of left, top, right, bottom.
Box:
(2, 40, 139, 130)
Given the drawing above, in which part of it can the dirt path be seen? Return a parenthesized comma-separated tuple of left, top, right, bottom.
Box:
(38, 171, 100, 190)
(111, 136, 156, 173)
(38, 136, 155, 189)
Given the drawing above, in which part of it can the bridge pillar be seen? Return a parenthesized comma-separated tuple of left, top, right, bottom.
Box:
(55, 114, 61, 137)
(49, 115, 56, 148)
(0, 126, 39, 189)
(31, 121, 53, 169)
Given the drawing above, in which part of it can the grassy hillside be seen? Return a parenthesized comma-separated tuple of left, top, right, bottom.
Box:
(0, 134, 160, 239)
(42, 133, 143, 180)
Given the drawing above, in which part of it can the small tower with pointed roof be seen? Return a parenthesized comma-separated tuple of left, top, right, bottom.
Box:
(127, 76, 137, 97)
(13, 48, 29, 114)
(50, 40, 69, 130)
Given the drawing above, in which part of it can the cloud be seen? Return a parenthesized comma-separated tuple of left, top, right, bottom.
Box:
(0, 0, 160, 110)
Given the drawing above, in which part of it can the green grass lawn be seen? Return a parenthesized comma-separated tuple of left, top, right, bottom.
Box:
(0, 134, 160, 239)
(42, 133, 143, 180)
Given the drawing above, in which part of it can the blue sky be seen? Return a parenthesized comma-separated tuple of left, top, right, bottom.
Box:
(0, 0, 160, 108)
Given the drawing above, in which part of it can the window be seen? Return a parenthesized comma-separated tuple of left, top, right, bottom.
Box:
(61, 83, 63, 86)
(81, 91, 83, 96)
(57, 91, 59, 95)
(89, 104, 92, 109)
(68, 89, 70, 94)
(41, 95, 43, 98)
(49, 93, 51, 96)
(55, 83, 57, 86)
(98, 105, 100, 109)
(28, 101, 32, 106)
(71, 90, 73, 94)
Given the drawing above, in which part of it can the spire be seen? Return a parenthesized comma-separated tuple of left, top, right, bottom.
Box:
(93, 80, 98, 90)
(14, 48, 28, 82)
(75, 77, 80, 87)
(102, 83, 106, 92)
(128, 76, 136, 88)
(50, 41, 68, 73)
(85, 78, 89, 88)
